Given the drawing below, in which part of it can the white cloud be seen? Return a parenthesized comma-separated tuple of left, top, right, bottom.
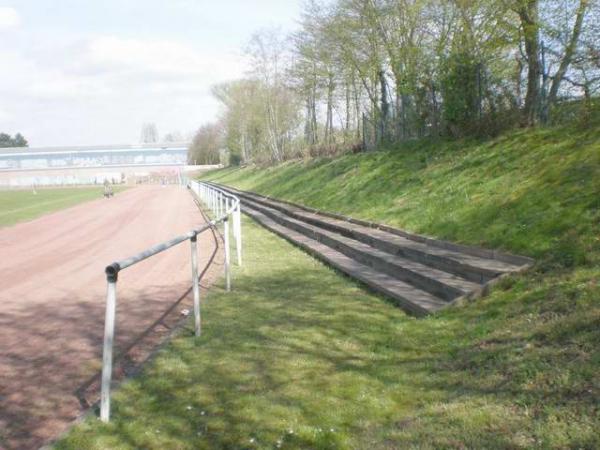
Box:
(0, 7, 20, 29)
(0, 108, 10, 121)
(0, 34, 249, 145)
(0, 0, 301, 146)
(86, 35, 246, 80)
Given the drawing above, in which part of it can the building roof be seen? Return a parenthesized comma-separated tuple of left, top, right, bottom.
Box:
(0, 143, 190, 158)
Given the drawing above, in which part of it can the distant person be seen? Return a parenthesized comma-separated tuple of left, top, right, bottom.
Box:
(103, 179, 113, 198)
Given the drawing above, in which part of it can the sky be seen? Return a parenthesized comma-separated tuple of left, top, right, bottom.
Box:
(0, 0, 301, 147)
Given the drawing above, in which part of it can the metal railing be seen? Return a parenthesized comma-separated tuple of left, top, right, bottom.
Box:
(100, 181, 242, 422)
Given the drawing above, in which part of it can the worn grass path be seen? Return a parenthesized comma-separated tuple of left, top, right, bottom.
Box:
(0, 186, 127, 227)
(55, 216, 598, 449)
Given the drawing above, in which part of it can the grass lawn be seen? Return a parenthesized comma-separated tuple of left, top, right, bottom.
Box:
(55, 122, 599, 449)
(55, 216, 598, 449)
(0, 186, 127, 227)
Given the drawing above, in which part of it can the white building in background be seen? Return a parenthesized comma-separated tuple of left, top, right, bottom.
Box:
(0, 143, 218, 188)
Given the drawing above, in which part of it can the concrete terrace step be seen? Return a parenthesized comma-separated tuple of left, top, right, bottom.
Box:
(241, 196, 481, 301)
(217, 184, 532, 284)
(242, 205, 448, 316)
(207, 182, 534, 315)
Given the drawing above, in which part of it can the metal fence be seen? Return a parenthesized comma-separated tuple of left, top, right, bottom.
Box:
(100, 181, 242, 422)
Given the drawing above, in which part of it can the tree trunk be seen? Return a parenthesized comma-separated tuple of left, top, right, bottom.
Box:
(353, 74, 361, 141)
(430, 82, 439, 137)
(547, 0, 589, 107)
(518, 0, 542, 127)
(379, 69, 390, 142)
(345, 80, 351, 142)
(324, 73, 335, 144)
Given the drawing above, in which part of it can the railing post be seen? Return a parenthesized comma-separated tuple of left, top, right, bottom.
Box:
(224, 217, 231, 292)
(235, 202, 242, 266)
(190, 233, 201, 337)
(100, 264, 119, 422)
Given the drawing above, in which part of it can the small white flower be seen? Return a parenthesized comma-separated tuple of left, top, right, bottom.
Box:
(287, 429, 294, 434)
(249, 438, 256, 443)
(186, 405, 193, 410)
(330, 428, 335, 432)
(181, 309, 190, 316)
(201, 410, 206, 415)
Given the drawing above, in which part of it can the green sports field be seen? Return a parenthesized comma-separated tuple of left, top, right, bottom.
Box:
(0, 186, 127, 227)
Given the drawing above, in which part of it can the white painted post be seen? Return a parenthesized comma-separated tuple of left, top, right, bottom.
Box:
(235, 202, 242, 266)
(100, 276, 117, 422)
(190, 234, 201, 337)
(224, 218, 231, 292)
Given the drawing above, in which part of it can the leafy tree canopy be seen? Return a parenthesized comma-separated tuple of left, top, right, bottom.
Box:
(0, 133, 28, 148)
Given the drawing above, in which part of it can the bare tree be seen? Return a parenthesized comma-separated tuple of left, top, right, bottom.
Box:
(140, 123, 159, 144)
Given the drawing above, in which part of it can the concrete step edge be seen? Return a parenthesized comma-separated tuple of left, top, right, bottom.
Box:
(242, 207, 447, 316)
(241, 198, 480, 301)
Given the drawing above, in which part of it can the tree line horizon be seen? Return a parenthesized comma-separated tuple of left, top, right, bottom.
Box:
(0, 133, 28, 148)
(189, 0, 598, 166)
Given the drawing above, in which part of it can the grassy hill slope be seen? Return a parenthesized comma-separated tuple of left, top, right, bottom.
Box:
(203, 124, 599, 269)
(200, 124, 600, 445)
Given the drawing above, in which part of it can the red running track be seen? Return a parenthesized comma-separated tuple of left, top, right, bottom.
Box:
(0, 186, 222, 449)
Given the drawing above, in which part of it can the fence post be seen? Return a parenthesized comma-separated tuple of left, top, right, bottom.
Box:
(224, 217, 231, 292)
(100, 265, 118, 422)
(235, 203, 242, 266)
(190, 233, 201, 337)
